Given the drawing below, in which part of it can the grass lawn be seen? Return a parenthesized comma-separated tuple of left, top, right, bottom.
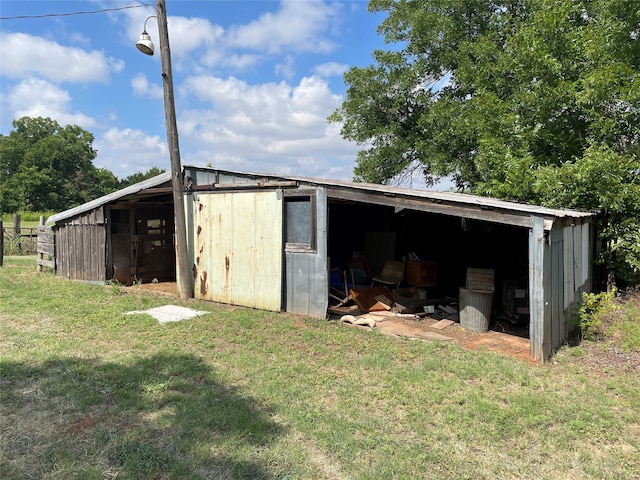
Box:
(1, 256, 639, 479)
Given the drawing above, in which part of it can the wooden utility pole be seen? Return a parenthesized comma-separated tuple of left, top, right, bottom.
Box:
(156, 0, 193, 299)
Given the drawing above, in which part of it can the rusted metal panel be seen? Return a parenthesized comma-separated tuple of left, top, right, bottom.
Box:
(194, 191, 282, 311)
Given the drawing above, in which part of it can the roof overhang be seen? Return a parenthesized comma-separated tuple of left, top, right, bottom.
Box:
(47, 172, 172, 224)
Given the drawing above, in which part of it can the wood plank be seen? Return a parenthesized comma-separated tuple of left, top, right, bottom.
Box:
(36, 258, 55, 268)
(431, 319, 455, 330)
(37, 242, 55, 255)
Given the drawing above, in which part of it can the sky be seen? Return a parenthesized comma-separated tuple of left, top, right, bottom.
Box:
(0, 0, 398, 184)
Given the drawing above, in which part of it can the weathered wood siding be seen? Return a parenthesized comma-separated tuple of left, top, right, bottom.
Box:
(285, 187, 328, 317)
(36, 225, 55, 270)
(55, 207, 107, 282)
(193, 191, 283, 311)
(531, 220, 593, 361)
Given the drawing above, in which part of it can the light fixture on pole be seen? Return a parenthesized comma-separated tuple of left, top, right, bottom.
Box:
(135, 16, 156, 55)
(136, 0, 193, 300)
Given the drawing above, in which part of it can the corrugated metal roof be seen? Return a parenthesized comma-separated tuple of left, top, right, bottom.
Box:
(47, 172, 172, 224)
(47, 166, 595, 229)
(185, 166, 595, 223)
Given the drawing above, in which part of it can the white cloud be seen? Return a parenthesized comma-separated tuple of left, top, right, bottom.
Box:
(93, 127, 167, 178)
(178, 74, 358, 180)
(227, 1, 338, 54)
(131, 73, 163, 99)
(0, 32, 113, 83)
(314, 61, 349, 77)
(3, 78, 96, 129)
(275, 55, 295, 79)
(166, 16, 224, 58)
(125, 9, 223, 64)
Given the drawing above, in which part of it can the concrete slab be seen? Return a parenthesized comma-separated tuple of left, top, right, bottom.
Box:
(125, 305, 209, 324)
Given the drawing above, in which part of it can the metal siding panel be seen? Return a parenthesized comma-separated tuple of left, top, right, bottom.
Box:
(288, 253, 310, 314)
(573, 226, 582, 291)
(580, 223, 590, 286)
(543, 236, 555, 352)
(229, 193, 254, 306)
(550, 231, 563, 352)
(195, 193, 231, 301)
(529, 216, 547, 361)
(233, 192, 283, 310)
(309, 188, 328, 316)
(194, 192, 282, 311)
(185, 194, 196, 285)
(563, 226, 574, 309)
(285, 251, 296, 311)
(284, 187, 328, 318)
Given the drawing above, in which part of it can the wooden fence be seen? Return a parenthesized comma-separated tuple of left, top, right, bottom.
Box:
(37, 225, 55, 271)
(0, 216, 56, 272)
(1, 226, 40, 255)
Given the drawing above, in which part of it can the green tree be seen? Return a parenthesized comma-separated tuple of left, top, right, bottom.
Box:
(118, 167, 166, 189)
(331, 0, 640, 286)
(0, 117, 119, 214)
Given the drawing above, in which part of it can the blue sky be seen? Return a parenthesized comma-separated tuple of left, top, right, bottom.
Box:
(0, 0, 391, 182)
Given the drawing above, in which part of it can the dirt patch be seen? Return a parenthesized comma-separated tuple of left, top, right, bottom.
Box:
(553, 334, 640, 374)
(351, 313, 533, 363)
(136, 281, 179, 296)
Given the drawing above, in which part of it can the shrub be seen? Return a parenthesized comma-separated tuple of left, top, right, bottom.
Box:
(578, 288, 619, 340)
(605, 289, 640, 352)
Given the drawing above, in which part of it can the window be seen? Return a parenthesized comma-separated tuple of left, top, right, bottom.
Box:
(284, 190, 316, 252)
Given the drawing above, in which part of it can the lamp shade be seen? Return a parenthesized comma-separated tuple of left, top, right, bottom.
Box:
(136, 32, 154, 55)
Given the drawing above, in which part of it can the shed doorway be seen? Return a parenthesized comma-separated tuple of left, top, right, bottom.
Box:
(108, 203, 176, 285)
(326, 199, 531, 340)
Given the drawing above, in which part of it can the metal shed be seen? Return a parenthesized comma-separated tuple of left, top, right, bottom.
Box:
(184, 166, 595, 362)
(46, 166, 595, 362)
(47, 173, 177, 284)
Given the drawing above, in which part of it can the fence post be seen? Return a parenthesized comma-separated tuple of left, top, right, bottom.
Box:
(37, 216, 45, 272)
(0, 220, 4, 267)
(13, 214, 21, 253)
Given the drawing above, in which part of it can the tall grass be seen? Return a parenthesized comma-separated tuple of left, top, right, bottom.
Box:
(1, 256, 639, 479)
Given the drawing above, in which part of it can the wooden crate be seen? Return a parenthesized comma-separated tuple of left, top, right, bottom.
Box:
(405, 260, 436, 287)
(466, 268, 495, 292)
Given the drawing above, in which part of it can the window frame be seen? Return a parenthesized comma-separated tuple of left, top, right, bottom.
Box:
(283, 189, 317, 253)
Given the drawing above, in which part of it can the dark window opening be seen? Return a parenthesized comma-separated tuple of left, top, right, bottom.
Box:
(285, 192, 316, 252)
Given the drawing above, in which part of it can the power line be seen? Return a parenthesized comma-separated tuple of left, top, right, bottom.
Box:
(0, 4, 154, 21)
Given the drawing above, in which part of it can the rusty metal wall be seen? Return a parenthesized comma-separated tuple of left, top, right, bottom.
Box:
(193, 191, 283, 311)
(54, 207, 107, 282)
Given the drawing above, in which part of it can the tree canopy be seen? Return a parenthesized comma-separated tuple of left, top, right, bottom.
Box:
(0, 117, 165, 215)
(331, 0, 640, 286)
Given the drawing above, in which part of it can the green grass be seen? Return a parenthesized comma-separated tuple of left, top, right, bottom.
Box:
(1, 256, 639, 479)
(2, 212, 54, 228)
